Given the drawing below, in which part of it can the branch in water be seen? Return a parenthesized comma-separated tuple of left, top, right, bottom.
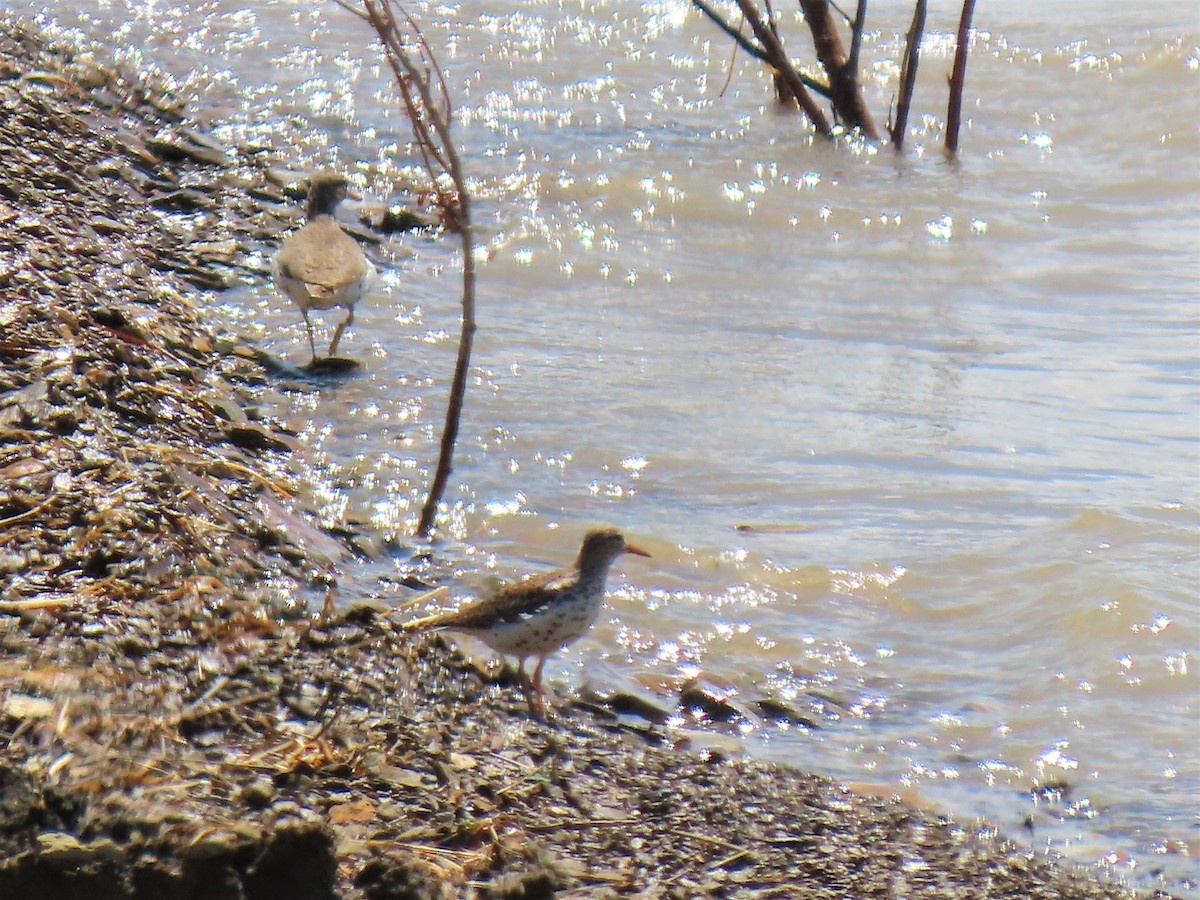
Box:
(945, 0, 976, 158)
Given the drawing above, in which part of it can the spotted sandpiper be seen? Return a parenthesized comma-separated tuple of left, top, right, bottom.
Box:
(403, 527, 651, 717)
(273, 170, 374, 362)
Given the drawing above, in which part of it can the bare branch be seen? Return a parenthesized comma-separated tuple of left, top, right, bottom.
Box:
(338, 0, 477, 538)
(889, 0, 925, 150)
(729, 0, 833, 133)
(827, 0, 853, 25)
(693, 0, 833, 99)
(798, 0, 879, 138)
(717, 11, 746, 98)
(847, 0, 867, 77)
(694, 0, 768, 63)
(945, 0, 976, 157)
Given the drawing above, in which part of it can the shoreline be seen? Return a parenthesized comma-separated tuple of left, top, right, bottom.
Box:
(0, 19, 1149, 898)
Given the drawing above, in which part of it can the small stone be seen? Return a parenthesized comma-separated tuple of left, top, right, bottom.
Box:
(240, 778, 276, 809)
(180, 831, 243, 861)
(88, 215, 130, 235)
(36, 832, 90, 868)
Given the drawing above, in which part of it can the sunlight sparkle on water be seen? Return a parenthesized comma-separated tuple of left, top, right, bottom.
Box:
(484, 492, 526, 517)
(619, 455, 648, 475)
(925, 215, 953, 241)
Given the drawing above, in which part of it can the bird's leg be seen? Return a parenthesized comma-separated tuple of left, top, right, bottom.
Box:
(328, 307, 354, 358)
(515, 657, 544, 720)
(516, 659, 534, 709)
(302, 309, 318, 362)
(530, 656, 548, 719)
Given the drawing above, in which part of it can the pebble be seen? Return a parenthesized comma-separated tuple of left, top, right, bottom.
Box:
(240, 778, 276, 809)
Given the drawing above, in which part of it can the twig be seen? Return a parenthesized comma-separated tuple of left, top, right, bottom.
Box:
(945, 0, 976, 158)
(693, 0, 766, 63)
(168, 687, 280, 726)
(710, 848, 752, 869)
(890, 0, 926, 150)
(384, 584, 448, 616)
(717, 12, 745, 98)
(525, 817, 642, 832)
(847, 0, 868, 78)
(0, 493, 58, 528)
(0, 596, 73, 613)
(694, 0, 834, 100)
(828, 0, 853, 24)
(337, 1, 477, 538)
(732, 0, 833, 133)
(667, 828, 744, 851)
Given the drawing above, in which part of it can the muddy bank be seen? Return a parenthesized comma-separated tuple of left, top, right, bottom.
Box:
(0, 19, 1151, 899)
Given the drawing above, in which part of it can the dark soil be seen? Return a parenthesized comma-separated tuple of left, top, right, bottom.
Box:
(0, 18, 1154, 899)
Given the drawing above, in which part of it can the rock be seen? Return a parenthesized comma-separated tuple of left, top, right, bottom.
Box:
(355, 849, 454, 900)
(36, 832, 91, 868)
(678, 675, 752, 723)
(242, 819, 338, 900)
(223, 422, 295, 453)
(146, 132, 230, 167)
(303, 356, 362, 376)
(2, 694, 55, 720)
(0, 767, 41, 831)
(602, 689, 672, 725)
(84, 838, 123, 865)
(365, 204, 435, 234)
(754, 695, 819, 729)
(88, 215, 130, 235)
(482, 865, 562, 899)
(148, 187, 212, 211)
(239, 778, 276, 810)
(179, 829, 254, 861)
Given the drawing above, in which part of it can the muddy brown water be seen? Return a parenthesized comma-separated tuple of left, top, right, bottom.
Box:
(16, 1, 1199, 894)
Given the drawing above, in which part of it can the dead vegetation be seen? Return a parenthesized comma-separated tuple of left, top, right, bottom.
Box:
(0, 25, 335, 613)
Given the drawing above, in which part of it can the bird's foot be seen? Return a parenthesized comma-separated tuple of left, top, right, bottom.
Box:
(517, 670, 549, 721)
(528, 692, 550, 721)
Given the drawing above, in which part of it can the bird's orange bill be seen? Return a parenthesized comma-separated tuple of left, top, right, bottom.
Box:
(625, 543, 651, 558)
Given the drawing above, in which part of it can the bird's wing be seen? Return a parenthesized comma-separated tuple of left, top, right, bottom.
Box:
(275, 219, 370, 292)
(404, 567, 577, 632)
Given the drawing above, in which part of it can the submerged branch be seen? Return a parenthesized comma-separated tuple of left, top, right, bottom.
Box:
(729, 0, 833, 133)
(693, 0, 833, 100)
(847, 0, 867, 79)
(693, 0, 767, 63)
(798, 0, 879, 138)
(945, 0, 976, 157)
(889, 0, 926, 150)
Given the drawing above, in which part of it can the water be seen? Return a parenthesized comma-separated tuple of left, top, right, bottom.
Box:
(11, 0, 1198, 892)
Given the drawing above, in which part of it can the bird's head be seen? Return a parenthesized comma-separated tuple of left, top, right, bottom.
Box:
(577, 526, 651, 572)
(305, 171, 350, 218)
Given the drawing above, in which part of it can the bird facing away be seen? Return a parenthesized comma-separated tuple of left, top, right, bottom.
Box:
(273, 171, 374, 361)
(403, 527, 651, 718)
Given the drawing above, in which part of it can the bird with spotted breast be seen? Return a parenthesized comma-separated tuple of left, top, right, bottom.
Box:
(402, 527, 651, 718)
(273, 170, 374, 362)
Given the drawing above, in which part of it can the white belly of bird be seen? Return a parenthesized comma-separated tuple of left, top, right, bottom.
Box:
(471, 593, 603, 658)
